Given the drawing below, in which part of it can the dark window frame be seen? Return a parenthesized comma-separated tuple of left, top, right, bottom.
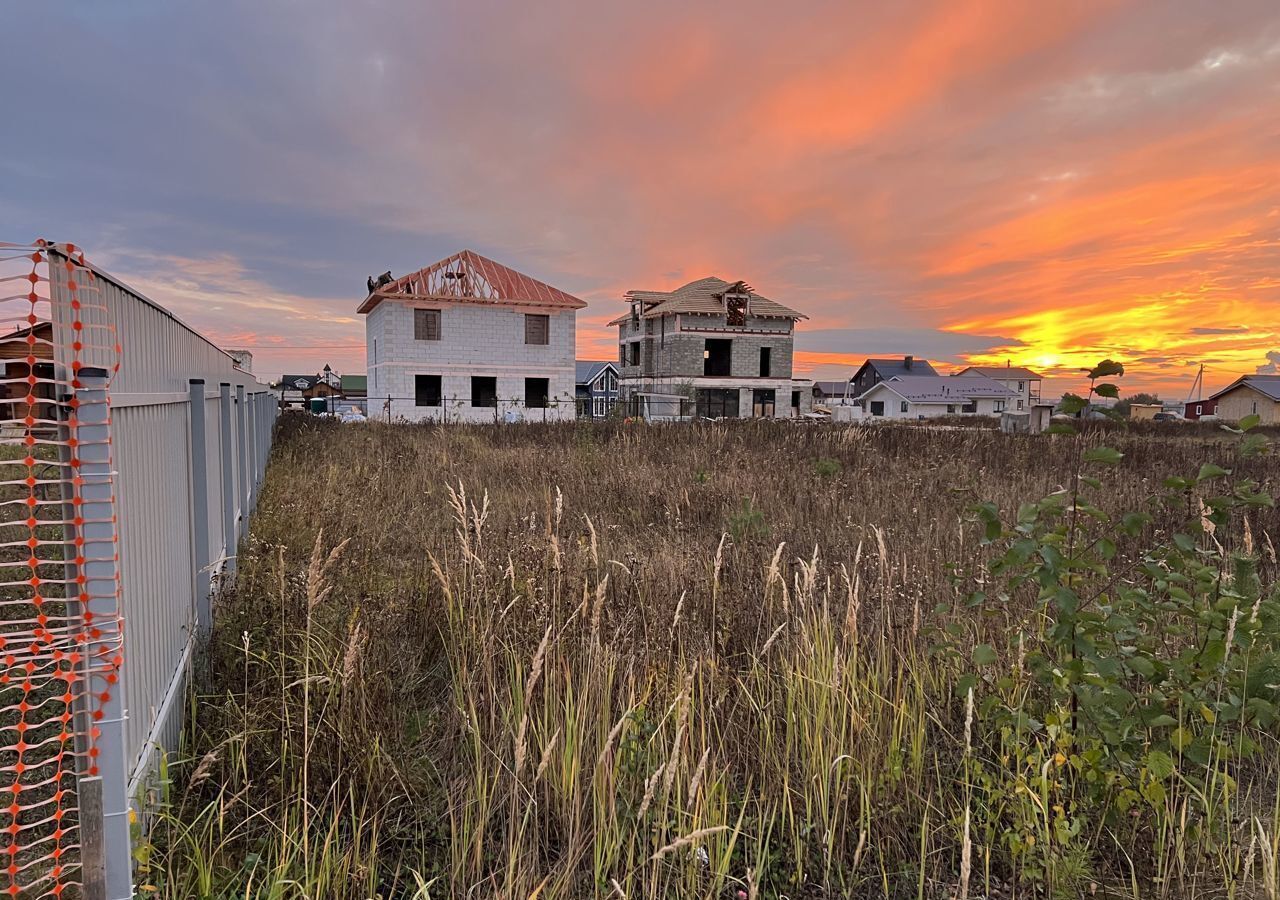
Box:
(524, 377, 549, 409)
(471, 376, 498, 408)
(525, 314, 550, 345)
(414, 374, 442, 407)
(703, 338, 732, 377)
(753, 388, 776, 418)
(726, 295, 747, 327)
(759, 347, 771, 378)
(414, 308, 441, 341)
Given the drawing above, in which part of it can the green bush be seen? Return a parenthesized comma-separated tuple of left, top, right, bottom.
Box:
(937, 362, 1280, 893)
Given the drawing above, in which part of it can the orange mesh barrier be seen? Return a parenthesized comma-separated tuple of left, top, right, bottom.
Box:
(0, 241, 123, 898)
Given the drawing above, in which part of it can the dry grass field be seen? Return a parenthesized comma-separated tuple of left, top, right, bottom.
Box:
(142, 417, 1280, 899)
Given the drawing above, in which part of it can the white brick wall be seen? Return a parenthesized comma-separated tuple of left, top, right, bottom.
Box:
(365, 299, 577, 423)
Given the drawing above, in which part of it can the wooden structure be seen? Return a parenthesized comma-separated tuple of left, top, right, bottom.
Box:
(0, 321, 56, 427)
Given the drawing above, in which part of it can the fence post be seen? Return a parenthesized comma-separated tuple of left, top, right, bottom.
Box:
(219, 383, 236, 579)
(246, 391, 258, 514)
(235, 385, 248, 530)
(74, 367, 132, 900)
(188, 380, 211, 634)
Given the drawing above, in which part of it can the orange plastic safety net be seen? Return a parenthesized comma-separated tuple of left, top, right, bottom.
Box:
(0, 241, 123, 897)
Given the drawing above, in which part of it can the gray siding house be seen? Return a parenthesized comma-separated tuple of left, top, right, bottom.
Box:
(575, 360, 620, 418)
(850, 356, 938, 400)
(610, 277, 811, 418)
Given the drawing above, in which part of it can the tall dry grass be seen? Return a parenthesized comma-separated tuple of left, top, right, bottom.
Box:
(140, 417, 1280, 899)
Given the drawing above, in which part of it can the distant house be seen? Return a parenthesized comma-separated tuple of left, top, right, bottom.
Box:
(855, 374, 1018, 419)
(359, 250, 585, 423)
(276, 373, 341, 407)
(1184, 397, 1218, 420)
(850, 357, 938, 401)
(225, 349, 254, 373)
(1207, 374, 1280, 424)
(953, 365, 1042, 411)
(0, 322, 55, 426)
(339, 374, 367, 399)
(610, 276, 810, 419)
(575, 360, 619, 418)
(812, 381, 855, 404)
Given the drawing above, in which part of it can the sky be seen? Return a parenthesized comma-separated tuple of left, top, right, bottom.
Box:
(2, 0, 1278, 398)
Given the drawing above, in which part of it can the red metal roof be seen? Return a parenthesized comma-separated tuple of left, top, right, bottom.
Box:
(358, 249, 586, 314)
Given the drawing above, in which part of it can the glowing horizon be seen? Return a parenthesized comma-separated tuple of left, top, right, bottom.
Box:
(3, 1, 1276, 400)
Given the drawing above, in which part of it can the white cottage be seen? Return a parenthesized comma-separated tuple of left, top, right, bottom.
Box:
(855, 374, 1018, 420)
(359, 250, 586, 423)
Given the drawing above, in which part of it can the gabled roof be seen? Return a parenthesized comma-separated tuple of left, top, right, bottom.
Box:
(575, 360, 618, 385)
(358, 249, 586, 314)
(853, 357, 939, 381)
(955, 365, 1043, 381)
(1209, 374, 1280, 403)
(608, 276, 805, 325)
(857, 374, 1017, 404)
(278, 374, 324, 390)
(813, 380, 854, 396)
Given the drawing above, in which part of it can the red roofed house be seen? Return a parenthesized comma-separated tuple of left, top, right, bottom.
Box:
(359, 250, 586, 422)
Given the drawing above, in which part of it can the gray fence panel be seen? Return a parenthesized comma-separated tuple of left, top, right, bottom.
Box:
(45, 249, 279, 832)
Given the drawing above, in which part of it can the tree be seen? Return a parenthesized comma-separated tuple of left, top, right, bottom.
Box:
(1115, 391, 1161, 417)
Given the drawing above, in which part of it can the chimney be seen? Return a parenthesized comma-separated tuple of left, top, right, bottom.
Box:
(904, 355, 914, 371)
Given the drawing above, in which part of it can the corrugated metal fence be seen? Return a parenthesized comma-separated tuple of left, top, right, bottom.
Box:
(2, 242, 276, 898)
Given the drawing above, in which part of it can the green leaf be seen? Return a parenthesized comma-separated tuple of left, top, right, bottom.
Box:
(1241, 434, 1269, 458)
(1093, 383, 1120, 399)
(1084, 446, 1123, 465)
(1144, 749, 1175, 781)
(1245, 697, 1276, 727)
(1239, 414, 1260, 432)
(1197, 463, 1229, 481)
(972, 644, 999, 666)
(1059, 394, 1088, 416)
(1088, 359, 1125, 379)
(1147, 714, 1178, 728)
(1127, 656, 1155, 678)
(1121, 512, 1152, 536)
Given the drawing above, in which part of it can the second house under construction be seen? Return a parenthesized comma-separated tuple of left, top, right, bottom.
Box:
(610, 276, 811, 418)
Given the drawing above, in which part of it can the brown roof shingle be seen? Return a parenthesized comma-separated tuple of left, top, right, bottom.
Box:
(611, 276, 805, 324)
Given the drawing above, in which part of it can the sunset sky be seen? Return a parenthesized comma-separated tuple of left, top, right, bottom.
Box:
(3, 1, 1277, 397)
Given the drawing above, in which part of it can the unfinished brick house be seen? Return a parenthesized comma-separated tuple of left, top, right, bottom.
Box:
(610, 277, 811, 418)
(359, 250, 585, 422)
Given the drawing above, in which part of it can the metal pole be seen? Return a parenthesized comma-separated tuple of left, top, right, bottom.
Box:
(235, 385, 247, 531)
(79, 777, 105, 900)
(188, 380, 211, 634)
(219, 384, 236, 579)
(246, 391, 258, 514)
(75, 368, 132, 900)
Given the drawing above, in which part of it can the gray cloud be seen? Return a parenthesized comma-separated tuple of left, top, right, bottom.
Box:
(797, 327, 1021, 362)
(1, 1, 1277, 383)
(1258, 351, 1280, 374)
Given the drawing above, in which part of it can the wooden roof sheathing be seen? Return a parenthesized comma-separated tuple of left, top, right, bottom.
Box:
(358, 249, 586, 314)
(608, 276, 806, 325)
